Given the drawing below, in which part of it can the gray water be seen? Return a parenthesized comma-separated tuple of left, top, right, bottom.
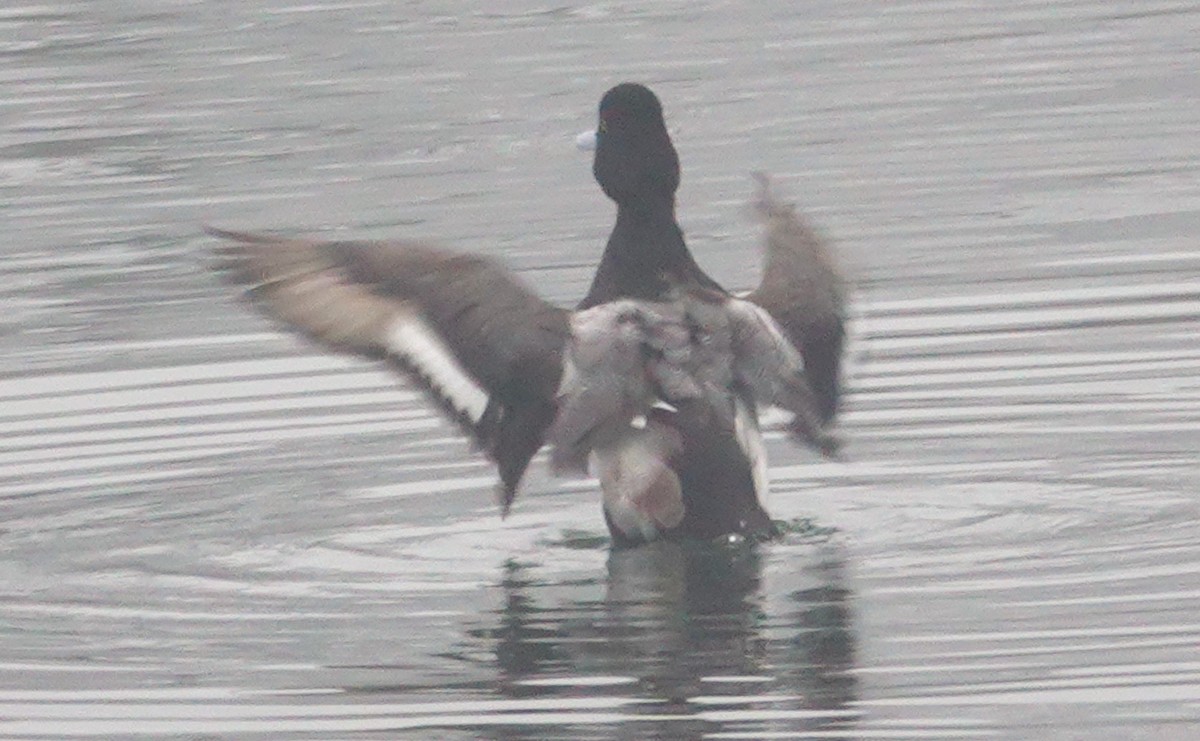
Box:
(3, 1, 1200, 738)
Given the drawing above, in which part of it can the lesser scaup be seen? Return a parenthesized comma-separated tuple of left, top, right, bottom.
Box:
(207, 82, 846, 546)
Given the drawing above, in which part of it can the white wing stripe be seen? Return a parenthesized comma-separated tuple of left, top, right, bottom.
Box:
(386, 313, 489, 425)
(734, 397, 770, 505)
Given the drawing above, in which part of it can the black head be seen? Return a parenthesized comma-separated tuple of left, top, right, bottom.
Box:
(592, 83, 681, 209)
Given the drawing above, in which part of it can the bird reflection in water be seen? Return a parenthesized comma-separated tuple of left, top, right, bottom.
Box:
(473, 538, 857, 739)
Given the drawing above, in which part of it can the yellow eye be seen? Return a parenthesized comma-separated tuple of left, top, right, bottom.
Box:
(597, 119, 608, 134)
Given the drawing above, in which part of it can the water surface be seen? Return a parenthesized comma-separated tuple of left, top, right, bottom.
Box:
(3, 1, 1200, 738)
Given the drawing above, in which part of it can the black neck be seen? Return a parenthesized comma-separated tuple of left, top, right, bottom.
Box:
(579, 202, 723, 309)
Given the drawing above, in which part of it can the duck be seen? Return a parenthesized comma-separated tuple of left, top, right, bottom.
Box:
(206, 82, 846, 546)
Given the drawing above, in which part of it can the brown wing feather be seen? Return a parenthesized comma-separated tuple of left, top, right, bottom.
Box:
(206, 227, 570, 511)
(743, 174, 847, 423)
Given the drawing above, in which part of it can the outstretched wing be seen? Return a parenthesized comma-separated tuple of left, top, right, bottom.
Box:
(206, 228, 571, 512)
(744, 173, 847, 423)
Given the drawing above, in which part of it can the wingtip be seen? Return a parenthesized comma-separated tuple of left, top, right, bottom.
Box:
(496, 483, 515, 519)
(202, 225, 279, 244)
(750, 171, 771, 203)
(749, 171, 793, 220)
